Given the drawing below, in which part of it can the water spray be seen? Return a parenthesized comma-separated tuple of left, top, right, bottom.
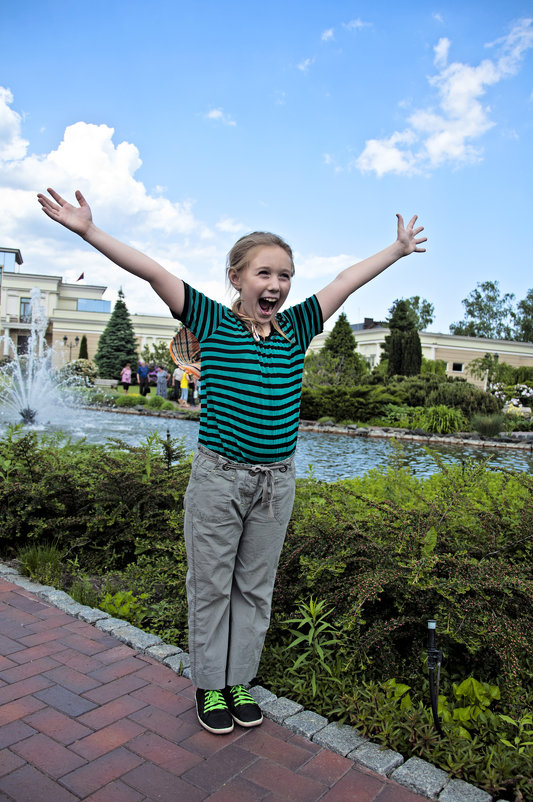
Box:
(427, 619, 443, 735)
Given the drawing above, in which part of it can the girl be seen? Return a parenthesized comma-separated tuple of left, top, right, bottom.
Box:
(37, 188, 426, 735)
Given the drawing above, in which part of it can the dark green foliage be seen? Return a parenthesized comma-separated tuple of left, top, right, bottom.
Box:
(0, 425, 190, 571)
(78, 334, 89, 360)
(324, 312, 356, 358)
(515, 288, 533, 343)
(383, 300, 422, 377)
(94, 290, 139, 379)
(268, 460, 533, 692)
(300, 375, 499, 423)
(300, 385, 400, 422)
(388, 375, 501, 418)
(303, 348, 369, 388)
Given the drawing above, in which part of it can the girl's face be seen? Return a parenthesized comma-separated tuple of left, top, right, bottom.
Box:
(229, 245, 293, 328)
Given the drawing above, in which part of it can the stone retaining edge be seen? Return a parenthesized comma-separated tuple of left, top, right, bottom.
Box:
(0, 561, 502, 802)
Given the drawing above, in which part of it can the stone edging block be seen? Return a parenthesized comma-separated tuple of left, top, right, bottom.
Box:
(391, 757, 449, 799)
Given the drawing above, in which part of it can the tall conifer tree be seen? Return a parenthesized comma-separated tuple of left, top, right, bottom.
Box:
(94, 290, 138, 378)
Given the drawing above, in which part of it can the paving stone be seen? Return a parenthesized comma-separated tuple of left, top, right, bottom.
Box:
(391, 757, 448, 799)
(312, 722, 367, 756)
(248, 684, 277, 707)
(438, 779, 492, 802)
(145, 643, 183, 662)
(348, 740, 404, 775)
(0, 764, 80, 802)
(163, 652, 191, 671)
(12, 732, 87, 778)
(284, 709, 329, 738)
(261, 695, 304, 724)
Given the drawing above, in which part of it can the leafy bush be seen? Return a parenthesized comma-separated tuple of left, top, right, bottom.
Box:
(147, 395, 165, 409)
(161, 400, 176, 411)
(417, 405, 465, 434)
(0, 426, 190, 571)
(471, 414, 506, 438)
(300, 385, 401, 422)
(18, 541, 64, 586)
(115, 394, 145, 407)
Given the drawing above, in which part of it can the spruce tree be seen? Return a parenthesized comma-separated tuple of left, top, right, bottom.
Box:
(383, 300, 422, 377)
(94, 290, 139, 378)
(322, 312, 368, 385)
(78, 335, 89, 360)
(324, 312, 356, 359)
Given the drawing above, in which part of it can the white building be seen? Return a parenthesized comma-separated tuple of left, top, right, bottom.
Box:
(0, 250, 178, 366)
(309, 322, 533, 388)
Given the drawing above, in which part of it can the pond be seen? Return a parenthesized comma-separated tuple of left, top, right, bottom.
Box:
(15, 407, 532, 481)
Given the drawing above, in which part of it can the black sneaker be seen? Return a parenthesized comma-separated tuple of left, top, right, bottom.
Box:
(195, 688, 234, 735)
(224, 685, 263, 727)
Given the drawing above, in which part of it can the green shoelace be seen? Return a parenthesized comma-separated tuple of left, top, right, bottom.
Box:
(229, 685, 255, 705)
(203, 689, 228, 711)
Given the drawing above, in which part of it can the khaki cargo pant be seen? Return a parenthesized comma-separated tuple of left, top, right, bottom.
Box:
(183, 444, 296, 689)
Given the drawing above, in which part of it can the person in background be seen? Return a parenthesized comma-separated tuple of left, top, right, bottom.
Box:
(137, 359, 150, 396)
(156, 365, 169, 398)
(120, 362, 131, 393)
(172, 365, 184, 402)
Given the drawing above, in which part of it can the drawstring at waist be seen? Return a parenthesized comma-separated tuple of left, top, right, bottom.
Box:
(197, 444, 290, 518)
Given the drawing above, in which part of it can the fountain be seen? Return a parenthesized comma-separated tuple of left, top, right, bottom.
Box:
(0, 288, 78, 426)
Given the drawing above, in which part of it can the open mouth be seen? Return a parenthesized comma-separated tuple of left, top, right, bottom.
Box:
(258, 298, 277, 315)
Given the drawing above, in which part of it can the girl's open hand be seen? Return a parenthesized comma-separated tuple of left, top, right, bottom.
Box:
(396, 214, 427, 256)
(37, 188, 93, 237)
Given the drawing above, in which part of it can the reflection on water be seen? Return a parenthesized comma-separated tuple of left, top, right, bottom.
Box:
(16, 408, 531, 481)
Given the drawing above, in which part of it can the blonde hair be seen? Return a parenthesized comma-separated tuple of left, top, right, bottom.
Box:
(226, 232, 295, 340)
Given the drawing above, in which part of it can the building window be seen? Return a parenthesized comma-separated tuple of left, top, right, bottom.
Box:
(77, 299, 111, 313)
(452, 362, 464, 373)
(17, 335, 29, 355)
(19, 298, 32, 323)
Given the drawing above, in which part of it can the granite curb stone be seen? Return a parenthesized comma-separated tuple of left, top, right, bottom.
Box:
(391, 757, 449, 799)
(0, 563, 494, 802)
(348, 740, 404, 775)
(261, 696, 304, 723)
(312, 722, 367, 755)
(283, 709, 328, 738)
(439, 779, 492, 802)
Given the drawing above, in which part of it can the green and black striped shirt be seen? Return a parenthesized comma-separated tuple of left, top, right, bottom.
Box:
(172, 283, 323, 464)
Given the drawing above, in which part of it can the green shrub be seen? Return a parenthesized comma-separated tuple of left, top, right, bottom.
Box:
(471, 413, 506, 438)
(115, 394, 145, 407)
(418, 405, 465, 434)
(161, 400, 176, 411)
(147, 395, 165, 409)
(98, 589, 149, 626)
(300, 385, 401, 422)
(18, 541, 64, 586)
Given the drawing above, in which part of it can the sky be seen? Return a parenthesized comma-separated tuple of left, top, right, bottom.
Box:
(1, 0, 532, 333)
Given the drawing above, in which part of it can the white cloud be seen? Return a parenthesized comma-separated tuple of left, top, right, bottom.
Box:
(433, 37, 450, 68)
(294, 251, 360, 280)
(298, 57, 314, 72)
(0, 87, 29, 162)
(205, 108, 236, 126)
(355, 18, 533, 177)
(322, 28, 334, 42)
(342, 19, 370, 32)
(215, 217, 247, 234)
(0, 88, 243, 315)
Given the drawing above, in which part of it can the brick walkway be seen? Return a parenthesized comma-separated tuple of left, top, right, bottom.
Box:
(0, 577, 431, 802)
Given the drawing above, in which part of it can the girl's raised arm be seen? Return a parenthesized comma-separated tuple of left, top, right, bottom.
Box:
(315, 214, 426, 323)
(37, 188, 184, 315)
